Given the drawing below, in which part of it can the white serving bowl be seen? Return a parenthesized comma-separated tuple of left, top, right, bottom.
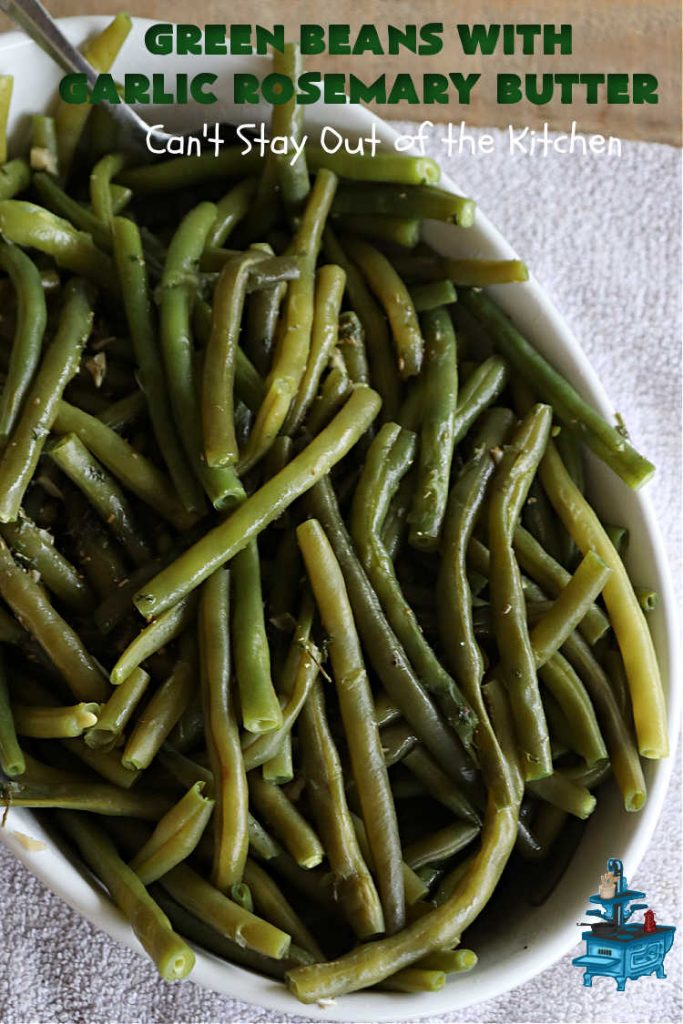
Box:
(0, 17, 679, 1021)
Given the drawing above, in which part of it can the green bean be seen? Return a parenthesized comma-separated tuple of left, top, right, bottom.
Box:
(239, 170, 337, 471)
(305, 367, 352, 436)
(0, 539, 108, 701)
(0, 651, 24, 776)
(111, 217, 203, 514)
(297, 518, 404, 933)
(270, 44, 309, 211)
(133, 387, 381, 619)
(90, 153, 127, 226)
(537, 655, 608, 767)
(167, 694, 203, 754)
(58, 811, 195, 980)
(305, 474, 471, 784)
(12, 702, 99, 739)
(332, 183, 475, 226)
(440, 259, 528, 286)
(242, 609, 320, 772)
(118, 148, 262, 194)
(402, 743, 480, 825)
(109, 183, 131, 215)
(408, 307, 458, 547)
(284, 264, 347, 433)
(0, 159, 30, 199)
(0, 201, 113, 290)
(229, 882, 253, 913)
(300, 677, 385, 938)
(159, 861, 290, 960)
(122, 660, 194, 771)
(129, 782, 215, 884)
(248, 772, 323, 870)
(344, 214, 420, 249)
(437, 408, 518, 807)
(192, 298, 265, 412)
(323, 227, 400, 419)
(96, 391, 146, 432)
(52, 401, 194, 531)
(159, 202, 245, 510)
(0, 605, 28, 647)
(286, 794, 517, 1001)
(461, 289, 654, 489)
(31, 172, 110, 250)
(47, 433, 151, 567)
(205, 178, 258, 248)
(409, 280, 457, 312)
(0, 278, 94, 523)
(0, 75, 12, 165)
(488, 405, 553, 780)
(374, 693, 401, 729)
(262, 740, 293, 785)
(344, 236, 424, 379)
(382, 968, 446, 992)
(403, 823, 481, 871)
(0, 242, 47, 445)
(540, 442, 666, 758)
(337, 311, 369, 385)
(604, 523, 629, 557)
(512, 525, 610, 645)
(307, 148, 439, 184)
(232, 538, 282, 734)
(0, 515, 92, 613)
(529, 551, 611, 666)
(245, 273, 286, 376)
(85, 667, 150, 750)
(350, 424, 476, 749)
(634, 586, 658, 612)
(198, 569, 249, 892)
(61, 737, 142, 789)
(243, 859, 323, 959)
(54, 15, 132, 175)
(602, 647, 631, 722)
(527, 772, 597, 819)
(5, 781, 168, 818)
(110, 595, 197, 685)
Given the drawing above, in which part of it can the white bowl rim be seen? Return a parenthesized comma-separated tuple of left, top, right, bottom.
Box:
(0, 15, 679, 1022)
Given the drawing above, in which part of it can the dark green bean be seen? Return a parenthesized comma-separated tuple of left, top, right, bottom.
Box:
(0, 241, 47, 444)
(0, 651, 25, 776)
(117, 148, 262, 194)
(110, 594, 198, 685)
(207, 177, 258, 248)
(0, 159, 30, 200)
(332, 183, 475, 226)
(248, 772, 323, 870)
(403, 822, 480, 871)
(122, 660, 194, 771)
(0, 514, 92, 613)
(409, 280, 457, 312)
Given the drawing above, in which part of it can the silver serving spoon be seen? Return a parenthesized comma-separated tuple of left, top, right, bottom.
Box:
(0, 0, 174, 159)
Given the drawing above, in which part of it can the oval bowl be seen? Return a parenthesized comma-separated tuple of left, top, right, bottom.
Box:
(0, 17, 679, 1021)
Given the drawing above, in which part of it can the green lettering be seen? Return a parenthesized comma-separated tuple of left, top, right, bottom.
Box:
(191, 73, 218, 104)
(555, 73, 579, 103)
(419, 23, 444, 56)
(633, 74, 658, 104)
(144, 23, 172, 55)
(606, 74, 630, 104)
(176, 24, 202, 56)
(423, 74, 449, 104)
(353, 25, 383, 55)
(297, 71, 322, 104)
(263, 73, 293, 105)
(348, 75, 386, 104)
(449, 72, 480, 103)
(580, 73, 604, 104)
(387, 74, 419, 105)
(59, 73, 88, 103)
(525, 74, 554, 105)
(300, 24, 325, 55)
(544, 24, 572, 54)
(497, 73, 522, 104)
(329, 24, 351, 54)
(387, 25, 417, 55)
(234, 74, 260, 104)
(231, 25, 252, 55)
(458, 24, 500, 56)
(91, 74, 122, 104)
(323, 74, 348, 104)
(255, 25, 285, 54)
(204, 25, 227, 55)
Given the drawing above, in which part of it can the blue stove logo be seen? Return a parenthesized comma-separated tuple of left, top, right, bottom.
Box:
(573, 858, 676, 992)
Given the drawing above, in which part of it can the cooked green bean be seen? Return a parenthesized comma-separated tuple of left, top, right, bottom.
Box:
(262, 741, 293, 785)
(85, 667, 150, 750)
(0, 159, 30, 199)
(134, 387, 381, 619)
(96, 392, 146, 432)
(248, 772, 323, 870)
(488, 405, 553, 780)
(323, 227, 400, 419)
(409, 280, 457, 312)
(270, 44, 309, 210)
(122, 660, 194, 771)
(305, 366, 352, 436)
(12, 702, 99, 739)
(634, 586, 658, 612)
(305, 474, 472, 785)
(383, 968, 446, 992)
(0, 241, 47, 445)
(297, 517, 404, 933)
(285, 264, 346, 433)
(337, 311, 369, 385)
(32, 171, 111, 249)
(110, 595, 197, 685)
(419, 949, 478, 973)
(0, 539, 108, 702)
(0, 651, 24, 776)
(344, 214, 420, 249)
(130, 782, 215, 885)
(299, 676, 385, 938)
(350, 423, 476, 749)
(403, 823, 481, 871)
(159, 202, 244, 510)
(408, 306, 458, 547)
(461, 289, 654, 489)
(202, 251, 264, 468)
(47, 433, 151, 567)
(89, 153, 127, 226)
(540, 441, 666, 758)
(58, 810, 195, 979)
(5, 780, 168, 818)
(239, 170, 337, 471)
(207, 177, 257, 248)
(604, 523, 629, 557)
(344, 236, 424, 379)
(537, 654, 608, 767)
(529, 551, 611, 666)
(0, 514, 92, 613)
(307, 148, 440, 184)
(118, 148, 262, 194)
(111, 216, 203, 514)
(0, 75, 12, 165)
(52, 400, 193, 531)
(332, 183, 475, 226)
(232, 538, 282, 734)
(198, 569, 249, 892)
(0, 279, 94, 523)
(61, 737, 142, 790)
(245, 272, 286, 376)
(243, 859, 323, 959)
(527, 772, 597, 820)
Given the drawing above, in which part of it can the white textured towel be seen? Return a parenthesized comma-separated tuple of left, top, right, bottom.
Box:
(0, 126, 680, 1024)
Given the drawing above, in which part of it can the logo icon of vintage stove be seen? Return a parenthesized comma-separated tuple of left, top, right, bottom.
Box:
(573, 858, 676, 991)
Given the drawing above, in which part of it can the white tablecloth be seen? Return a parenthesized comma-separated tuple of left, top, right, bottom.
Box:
(1, 124, 680, 1024)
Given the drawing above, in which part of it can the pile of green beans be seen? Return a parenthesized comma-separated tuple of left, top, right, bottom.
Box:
(0, 25, 666, 1005)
